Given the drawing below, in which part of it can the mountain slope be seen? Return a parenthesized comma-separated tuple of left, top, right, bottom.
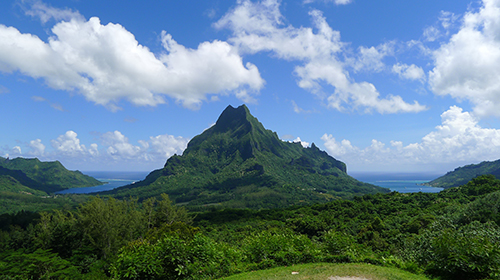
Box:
(0, 156, 103, 194)
(107, 105, 389, 208)
(427, 159, 500, 189)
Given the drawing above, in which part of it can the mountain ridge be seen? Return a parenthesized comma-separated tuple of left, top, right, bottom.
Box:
(106, 104, 388, 209)
(0, 156, 103, 194)
(427, 159, 500, 189)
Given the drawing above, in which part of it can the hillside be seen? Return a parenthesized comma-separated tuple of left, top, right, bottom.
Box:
(106, 104, 388, 208)
(0, 156, 103, 194)
(2, 174, 500, 279)
(426, 159, 500, 189)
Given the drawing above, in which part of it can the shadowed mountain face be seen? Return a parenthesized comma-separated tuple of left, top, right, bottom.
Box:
(108, 105, 388, 209)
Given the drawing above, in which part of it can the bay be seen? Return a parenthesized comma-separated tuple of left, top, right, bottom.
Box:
(350, 172, 444, 193)
(55, 171, 149, 194)
(56, 171, 445, 195)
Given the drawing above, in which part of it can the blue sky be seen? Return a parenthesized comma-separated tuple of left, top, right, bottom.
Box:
(1, 0, 500, 174)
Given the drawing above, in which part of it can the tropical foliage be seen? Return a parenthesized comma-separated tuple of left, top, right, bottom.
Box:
(1, 175, 500, 279)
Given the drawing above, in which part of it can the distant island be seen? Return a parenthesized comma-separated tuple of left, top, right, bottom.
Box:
(424, 159, 500, 189)
(0, 156, 103, 195)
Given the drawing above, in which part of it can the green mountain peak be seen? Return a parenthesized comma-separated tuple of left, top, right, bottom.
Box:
(183, 104, 283, 160)
(109, 104, 388, 209)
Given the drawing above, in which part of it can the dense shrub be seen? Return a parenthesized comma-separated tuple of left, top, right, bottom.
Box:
(417, 221, 500, 280)
(242, 229, 320, 269)
(111, 233, 241, 280)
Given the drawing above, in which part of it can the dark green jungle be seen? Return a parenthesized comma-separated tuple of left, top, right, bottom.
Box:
(1, 105, 500, 279)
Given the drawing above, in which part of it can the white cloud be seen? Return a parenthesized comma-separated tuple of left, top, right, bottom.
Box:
(12, 146, 22, 155)
(429, 0, 500, 117)
(101, 131, 142, 159)
(423, 26, 441, 42)
(291, 137, 310, 148)
(423, 11, 459, 42)
(216, 0, 426, 114)
(5, 146, 22, 158)
(352, 42, 394, 73)
(51, 130, 92, 157)
(23, 0, 84, 24)
(29, 139, 45, 156)
(438, 11, 459, 30)
(392, 63, 425, 82)
(322, 106, 500, 171)
(148, 134, 189, 161)
(0, 6, 264, 111)
(100, 131, 188, 163)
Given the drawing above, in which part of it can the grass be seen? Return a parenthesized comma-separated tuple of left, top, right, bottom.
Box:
(218, 263, 433, 280)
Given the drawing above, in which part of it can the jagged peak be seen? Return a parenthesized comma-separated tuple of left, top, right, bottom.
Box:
(213, 104, 255, 133)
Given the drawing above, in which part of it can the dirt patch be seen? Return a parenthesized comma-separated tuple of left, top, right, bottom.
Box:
(328, 277, 370, 280)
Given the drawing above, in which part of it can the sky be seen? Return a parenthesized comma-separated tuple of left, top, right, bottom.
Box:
(2, 0, 500, 174)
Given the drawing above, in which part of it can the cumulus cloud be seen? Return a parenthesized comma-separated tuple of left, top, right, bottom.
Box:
(51, 130, 92, 157)
(28, 139, 45, 156)
(322, 106, 500, 171)
(101, 131, 143, 159)
(291, 137, 310, 148)
(147, 134, 189, 161)
(0, 4, 264, 111)
(429, 0, 500, 117)
(392, 63, 425, 82)
(4, 146, 22, 158)
(99, 130, 188, 163)
(5, 130, 189, 170)
(215, 0, 426, 114)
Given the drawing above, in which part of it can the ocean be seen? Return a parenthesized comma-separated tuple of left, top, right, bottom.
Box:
(349, 172, 444, 193)
(55, 171, 150, 194)
(56, 171, 445, 194)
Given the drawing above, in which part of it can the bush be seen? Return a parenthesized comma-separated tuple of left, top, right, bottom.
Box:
(418, 221, 500, 280)
(111, 233, 241, 280)
(242, 230, 320, 268)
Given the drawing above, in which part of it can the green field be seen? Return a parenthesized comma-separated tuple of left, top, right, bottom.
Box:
(219, 263, 433, 280)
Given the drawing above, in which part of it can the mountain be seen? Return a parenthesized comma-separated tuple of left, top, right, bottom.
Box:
(107, 105, 389, 209)
(426, 159, 500, 189)
(0, 156, 103, 194)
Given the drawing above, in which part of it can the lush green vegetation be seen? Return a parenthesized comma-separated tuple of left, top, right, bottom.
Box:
(0, 192, 89, 214)
(106, 105, 388, 208)
(0, 156, 103, 194)
(1, 175, 500, 279)
(427, 158, 500, 188)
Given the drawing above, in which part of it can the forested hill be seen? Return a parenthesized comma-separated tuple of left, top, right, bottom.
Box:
(427, 159, 500, 189)
(0, 156, 103, 194)
(105, 104, 388, 208)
